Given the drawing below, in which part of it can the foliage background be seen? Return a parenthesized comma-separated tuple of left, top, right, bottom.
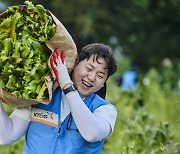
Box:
(1, 0, 179, 71)
(0, 0, 180, 153)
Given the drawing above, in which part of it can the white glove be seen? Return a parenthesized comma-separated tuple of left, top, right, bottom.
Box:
(50, 48, 73, 89)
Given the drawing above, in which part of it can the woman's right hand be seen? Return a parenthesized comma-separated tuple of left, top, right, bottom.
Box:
(50, 48, 73, 89)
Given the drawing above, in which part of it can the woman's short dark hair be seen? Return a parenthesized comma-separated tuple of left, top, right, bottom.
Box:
(78, 43, 117, 78)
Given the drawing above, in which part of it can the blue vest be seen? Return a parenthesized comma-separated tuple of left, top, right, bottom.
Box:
(23, 87, 109, 154)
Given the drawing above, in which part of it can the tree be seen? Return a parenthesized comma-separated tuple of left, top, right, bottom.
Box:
(2, 0, 180, 71)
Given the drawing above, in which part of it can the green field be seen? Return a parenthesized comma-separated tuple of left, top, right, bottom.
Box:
(103, 68, 180, 153)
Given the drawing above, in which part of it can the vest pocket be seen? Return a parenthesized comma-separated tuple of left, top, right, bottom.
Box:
(66, 114, 79, 131)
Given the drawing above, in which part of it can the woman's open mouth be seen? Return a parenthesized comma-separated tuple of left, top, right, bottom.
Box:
(82, 80, 93, 88)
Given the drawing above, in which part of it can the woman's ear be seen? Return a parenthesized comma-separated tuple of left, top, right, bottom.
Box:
(75, 58, 79, 65)
(71, 58, 79, 70)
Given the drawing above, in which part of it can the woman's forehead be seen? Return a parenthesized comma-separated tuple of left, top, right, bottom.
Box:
(88, 54, 106, 64)
(86, 55, 108, 69)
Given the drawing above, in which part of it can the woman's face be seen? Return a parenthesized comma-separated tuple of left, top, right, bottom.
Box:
(71, 55, 108, 98)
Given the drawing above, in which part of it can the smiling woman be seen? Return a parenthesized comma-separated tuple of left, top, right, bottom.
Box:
(72, 54, 108, 98)
(71, 43, 117, 98)
(77, 43, 117, 78)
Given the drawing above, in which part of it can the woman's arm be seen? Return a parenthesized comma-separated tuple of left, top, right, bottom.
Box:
(0, 103, 30, 145)
(50, 49, 117, 142)
(65, 91, 117, 142)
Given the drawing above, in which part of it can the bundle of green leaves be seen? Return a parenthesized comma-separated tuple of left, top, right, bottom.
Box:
(0, 1, 56, 101)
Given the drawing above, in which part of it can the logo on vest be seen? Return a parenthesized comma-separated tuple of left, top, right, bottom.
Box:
(32, 108, 59, 128)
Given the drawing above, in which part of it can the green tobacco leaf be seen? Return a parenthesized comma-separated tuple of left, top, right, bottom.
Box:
(12, 40, 22, 64)
(6, 75, 17, 91)
(0, 76, 5, 88)
(1, 62, 14, 78)
(35, 4, 46, 20)
(0, 17, 12, 28)
(21, 45, 31, 59)
(12, 91, 22, 97)
(10, 13, 22, 40)
(0, 32, 9, 40)
(25, 80, 41, 93)
(0, 1, 55, 101)
(36, 82, 47, 100)
(24, 1, 36, 13)
(1, 38, 13, 61)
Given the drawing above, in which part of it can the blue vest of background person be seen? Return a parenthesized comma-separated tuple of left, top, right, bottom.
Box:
(178, 79, 180, 95)
(23, 87, 109, 154)
(117, 66, 138, 92)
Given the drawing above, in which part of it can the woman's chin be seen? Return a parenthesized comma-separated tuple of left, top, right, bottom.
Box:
(78, 90, 91, 98)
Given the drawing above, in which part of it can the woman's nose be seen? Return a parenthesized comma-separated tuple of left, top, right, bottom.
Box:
(88, 72, 96, 82)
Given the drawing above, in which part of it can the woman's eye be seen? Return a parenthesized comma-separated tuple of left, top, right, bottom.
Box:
(86, 67, 91, 71)
(97, 75, 103, 79)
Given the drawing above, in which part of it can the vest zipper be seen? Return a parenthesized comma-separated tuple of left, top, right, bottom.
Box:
(51, 126, 61, 154)
(57, 127, 61, 138)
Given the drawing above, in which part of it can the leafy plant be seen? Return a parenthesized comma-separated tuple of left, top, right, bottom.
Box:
(0, 1, 56, 100)
(103, 73, 180, 154)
